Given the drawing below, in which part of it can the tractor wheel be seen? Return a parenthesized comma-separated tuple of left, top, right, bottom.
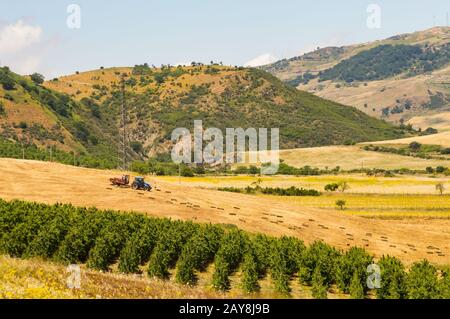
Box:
(131, 182, 138, 190)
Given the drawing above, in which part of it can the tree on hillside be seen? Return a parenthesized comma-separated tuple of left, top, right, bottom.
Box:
(0, 70, 15, 90)
(381, 107, 390, 117)
(154, 73, 165, 84)
(30, 73, 45, 85)
(435, 183, 445, 195)
(130, 141, 143, 154)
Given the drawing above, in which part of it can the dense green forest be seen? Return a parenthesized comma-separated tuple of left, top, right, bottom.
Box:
(319, 44, 450, 83)
(0, 198, 449, 298)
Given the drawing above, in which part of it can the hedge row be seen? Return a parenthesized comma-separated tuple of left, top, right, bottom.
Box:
(218, 186, 320, 196)
(0, 198, 449, 298)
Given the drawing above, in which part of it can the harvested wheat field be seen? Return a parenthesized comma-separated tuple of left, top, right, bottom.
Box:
(159, 174, 449, 194)
(244, 145, 450, 170)
(361, 131, 450, 148)
(408, 110, 450, 132)
(0, 158, 449, 266)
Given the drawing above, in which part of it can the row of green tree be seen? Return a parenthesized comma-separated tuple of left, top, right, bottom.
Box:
(0, 199, 449, 298)
(218, 185, 320, 197)
(363, 143, 450, 165)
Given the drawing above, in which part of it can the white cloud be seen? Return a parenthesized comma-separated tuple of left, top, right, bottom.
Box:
(0, 20, 42, 54)
(244, 53, 277, 67)
(0, 20, 57, 75)
(14, 56, 41, 74)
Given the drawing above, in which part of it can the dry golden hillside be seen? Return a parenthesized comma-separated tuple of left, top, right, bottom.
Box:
(408, 110, 450, 131)
(44, 65, 238, 102)
(0, 73, 83, 152)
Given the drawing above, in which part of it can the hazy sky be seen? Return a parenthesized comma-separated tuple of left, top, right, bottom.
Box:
(0, 0, 448, 78)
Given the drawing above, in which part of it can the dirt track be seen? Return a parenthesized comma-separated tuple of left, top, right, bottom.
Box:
(0, 158, 449, 265)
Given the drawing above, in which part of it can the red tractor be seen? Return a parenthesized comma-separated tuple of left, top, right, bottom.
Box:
(109, 175, 130, 187)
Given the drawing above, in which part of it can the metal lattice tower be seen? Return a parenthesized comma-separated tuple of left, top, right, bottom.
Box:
(118, 75, 129, 170)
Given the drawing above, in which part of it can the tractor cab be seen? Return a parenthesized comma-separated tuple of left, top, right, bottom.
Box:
(131, 176, 152, 191)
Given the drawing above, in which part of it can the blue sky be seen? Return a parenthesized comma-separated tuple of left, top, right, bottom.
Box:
(0, 0, 448, 77)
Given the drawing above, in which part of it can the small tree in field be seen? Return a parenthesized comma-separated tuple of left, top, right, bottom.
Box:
(324, 183, 339, 192)
(435, 183, 445, 195)
(336, 200, 346, 210)
(337, 181, 350, 192)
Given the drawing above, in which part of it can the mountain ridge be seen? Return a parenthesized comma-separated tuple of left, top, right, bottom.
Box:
(261, 27, 450, 126)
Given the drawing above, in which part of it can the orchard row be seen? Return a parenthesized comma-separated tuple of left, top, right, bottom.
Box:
(0, 199, 449, 299)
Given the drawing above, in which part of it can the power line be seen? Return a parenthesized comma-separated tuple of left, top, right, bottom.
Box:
(118, 75, 129, 171)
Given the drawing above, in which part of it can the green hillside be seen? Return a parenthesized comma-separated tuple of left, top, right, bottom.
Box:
(1, 64, 410, 167)
(0, 66, 118, 167)
(47, 65, 408, 152)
